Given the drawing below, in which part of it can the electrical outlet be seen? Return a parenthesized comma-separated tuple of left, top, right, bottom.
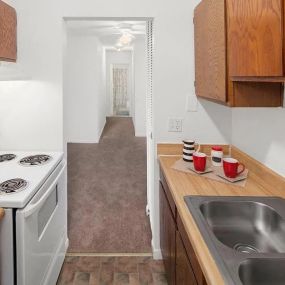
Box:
(168, 118, 183, 132)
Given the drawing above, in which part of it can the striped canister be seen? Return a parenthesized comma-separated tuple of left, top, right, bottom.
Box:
(182, 140, 200, 162)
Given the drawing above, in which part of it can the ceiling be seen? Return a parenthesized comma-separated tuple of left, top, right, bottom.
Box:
(66, 20, 146, 47)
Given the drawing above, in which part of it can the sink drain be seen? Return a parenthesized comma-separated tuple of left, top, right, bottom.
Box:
(233, 243, 259, 254)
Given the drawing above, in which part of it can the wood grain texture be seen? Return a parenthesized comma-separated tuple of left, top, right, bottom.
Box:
(160, 169, 176, 219)
(194, 0, 227, 102)
(231, 146, 285, 193)
(227, 0, 283, 77)
(0, 0, 17, 61)
(177, 215, 205, 285)
(232, 81, 283, 107)
(157, 144, 230, 156)
(158, 146, 285, 285)
(231, 76, 285, 82)
(0, 208, 5, 220)
(176, 231, 198, 285)
(160, 183, 176, 285)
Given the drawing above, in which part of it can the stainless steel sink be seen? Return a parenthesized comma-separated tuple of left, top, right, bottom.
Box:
(239, 258, 285, 285)
(200, 200, 285, 254)
(184, 196, 285, 285)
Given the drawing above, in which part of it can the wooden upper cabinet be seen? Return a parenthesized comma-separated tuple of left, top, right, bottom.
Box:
(194, 0, 283, 107)
(0, 0, 17, 62)
(227, 0, 283, 77)
(194, 0, 227, 103)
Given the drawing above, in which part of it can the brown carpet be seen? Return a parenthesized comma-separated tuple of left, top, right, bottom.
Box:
(67, 117, 152, 253)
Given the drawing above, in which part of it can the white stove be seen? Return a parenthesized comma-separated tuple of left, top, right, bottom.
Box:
(0, 151, 68, 285)
(0, 151, 63, 208)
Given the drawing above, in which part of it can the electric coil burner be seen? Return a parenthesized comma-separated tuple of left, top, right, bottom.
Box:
(0, 178, 28, 194)
(0, 154, 16, 162)
(19, 154, 52, 166)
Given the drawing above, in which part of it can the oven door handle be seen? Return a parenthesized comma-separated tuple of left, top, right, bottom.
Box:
(0, 208, 4, 220)
(23, 161, 66, 218)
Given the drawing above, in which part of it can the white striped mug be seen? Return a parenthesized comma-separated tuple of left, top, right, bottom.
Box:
(182, 140, 200, 162)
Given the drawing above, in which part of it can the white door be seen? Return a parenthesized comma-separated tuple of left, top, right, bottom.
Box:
(16, 161, 67, 285)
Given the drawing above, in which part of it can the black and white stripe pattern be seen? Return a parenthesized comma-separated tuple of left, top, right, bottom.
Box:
(182, 140, 195, 162)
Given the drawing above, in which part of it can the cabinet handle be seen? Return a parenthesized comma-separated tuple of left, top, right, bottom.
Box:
(0, 208, 5, 220)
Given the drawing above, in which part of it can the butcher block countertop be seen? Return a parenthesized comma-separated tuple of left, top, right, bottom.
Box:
(158, 144, 285, 285)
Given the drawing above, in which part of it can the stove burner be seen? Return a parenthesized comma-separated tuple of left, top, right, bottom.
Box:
(0, 178, 28, 194)
(19, 154, 52, 166)
(0, 154, 16, 162)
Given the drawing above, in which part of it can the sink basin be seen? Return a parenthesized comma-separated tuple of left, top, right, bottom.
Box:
(200, 201, 285, 253)
(239, 258, 285, 285)
(184, 196, 285, 285)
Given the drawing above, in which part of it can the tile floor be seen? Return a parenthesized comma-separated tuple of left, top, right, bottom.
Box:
(57, 255, 168, 285)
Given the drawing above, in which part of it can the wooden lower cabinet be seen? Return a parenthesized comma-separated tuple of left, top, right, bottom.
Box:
(160, 178, 207, 285)
(160, 182, 176, 285)
(176, 231, 197, 285)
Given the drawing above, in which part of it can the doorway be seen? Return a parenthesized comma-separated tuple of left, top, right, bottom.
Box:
(110, 64, 131, 116)
(63, 18, 154, 253)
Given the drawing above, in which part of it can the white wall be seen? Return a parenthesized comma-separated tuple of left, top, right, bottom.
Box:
(0, 0, 232, 257)
(105, 50, 133, 117)
(0, 0, 64, 151)
(232, 107, 285, 176)
(133, 38, 147, 137)
(63, 31, 106, 143)
(0, 0, 232, 148)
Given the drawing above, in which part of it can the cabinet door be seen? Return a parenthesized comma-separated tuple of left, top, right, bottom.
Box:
(194, 0, 227, 102)
(227, 0, 283, 77)
(0, 0, 17, 62)
(176, 231, 197, 285)
(160, 182, 176, 285)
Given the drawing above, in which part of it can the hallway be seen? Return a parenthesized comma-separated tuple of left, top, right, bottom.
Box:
(67, 117, 152, 253)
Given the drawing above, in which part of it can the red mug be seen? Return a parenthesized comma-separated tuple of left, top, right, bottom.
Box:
(223, 158, 245, 178)
(193, 152, 207, 172)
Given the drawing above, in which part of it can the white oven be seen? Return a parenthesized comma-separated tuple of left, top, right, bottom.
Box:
(16, 160, 68, 285)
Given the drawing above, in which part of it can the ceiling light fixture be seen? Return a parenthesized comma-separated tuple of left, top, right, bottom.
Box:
(119, 33, 134, 45)
(114, 32, 135, 51)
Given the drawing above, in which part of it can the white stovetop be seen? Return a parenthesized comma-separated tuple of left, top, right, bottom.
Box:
(0, 151, 63, 208)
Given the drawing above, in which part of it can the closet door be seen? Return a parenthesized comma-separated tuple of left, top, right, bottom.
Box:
(0, 0, 17, 62)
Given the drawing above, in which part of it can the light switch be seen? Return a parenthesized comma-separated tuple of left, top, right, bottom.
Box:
(186, 94, 198, 112)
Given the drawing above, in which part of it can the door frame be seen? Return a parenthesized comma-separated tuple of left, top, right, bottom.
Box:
(63, 16, 155, 255)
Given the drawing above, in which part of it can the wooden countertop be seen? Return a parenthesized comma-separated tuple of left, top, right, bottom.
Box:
(158, 144, 285, 285)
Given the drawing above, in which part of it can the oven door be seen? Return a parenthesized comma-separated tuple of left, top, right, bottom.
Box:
(16, 160, 67, 285)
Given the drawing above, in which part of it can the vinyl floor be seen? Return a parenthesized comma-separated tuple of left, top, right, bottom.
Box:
(57, 255, 168, 285)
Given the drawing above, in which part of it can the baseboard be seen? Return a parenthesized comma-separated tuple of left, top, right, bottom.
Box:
(135, 132, 146, 137)
(151, 239, 162, 260)
(98, 119, 107, 141)
(67, 140, 99, 144)
(65, 238, 69, 250)
(66, 252, 153, 257)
